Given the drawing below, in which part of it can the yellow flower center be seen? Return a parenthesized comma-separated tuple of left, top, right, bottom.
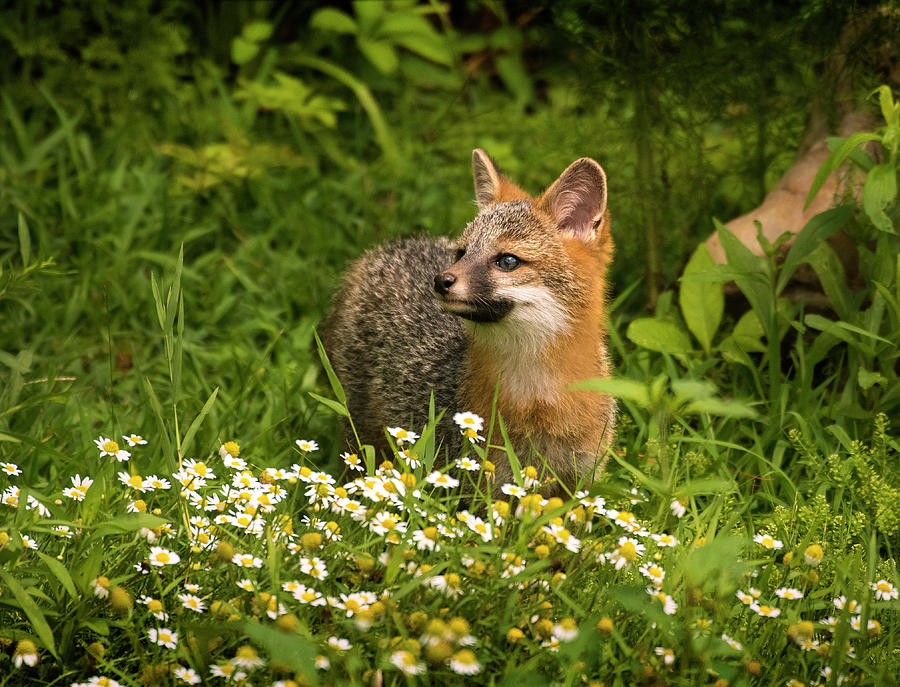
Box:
(148, 599, 163, 612)
(102, 440, 119, 453)
(345, 599, 361, 612)
(876, 581, 891, 593)
(619, 541, 637, 561)
(224, 441, 240, 456)
(236, 645, 258, 660)
(155, 552, 170, 563)
(193, 462, 208, 476)
(423, 526, 439, 541)
(127, 475, 143, 488)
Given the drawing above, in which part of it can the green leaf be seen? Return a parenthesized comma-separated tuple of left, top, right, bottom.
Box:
(358, 38, 398, 74)
(715, 220, 772, 328)
(626, 318, 693, 354)
(876, 84, 899, 130)
(239, 621, 319, 680)
(231, 37, 259, 65)
(496, 54, 533, 107)
(671, 379, 716, 401)
(36, 552, 78, 600)
(181, 387, 219, 457)
(314, 331, 346, 405)
(777, 206, 852, 293)
(858, 367, 887, 390)
(679, 244, 723, 353)
(0, 349, 30, 373)
(392, 32, 453, 66)
(242, 21, 273, 43)
(497, 413, 524, 488)
(804, 132, 880, 209)
(91, 513, 171, 538)
(353, 0, 386, 34)
(308, 391, 350, 418)
(17, 212, 31, 266)
(310, 8, 357, 34)
(682, 398, 758, 419)
(862, 163, 897, 233)
(805, 242, 853, 321)
(569, 377, 650, 408)
(0, 570, 57, 657)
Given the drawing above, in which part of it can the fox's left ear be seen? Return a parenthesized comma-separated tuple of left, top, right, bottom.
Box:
(540, 158, 607, 242)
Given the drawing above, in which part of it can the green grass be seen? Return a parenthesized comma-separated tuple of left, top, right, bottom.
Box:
(1, 5, 899, 685)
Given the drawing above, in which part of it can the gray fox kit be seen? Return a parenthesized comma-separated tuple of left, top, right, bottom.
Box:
(323, 150, 616, 492)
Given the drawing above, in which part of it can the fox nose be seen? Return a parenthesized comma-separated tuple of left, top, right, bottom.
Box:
(434, 272, 456, 295)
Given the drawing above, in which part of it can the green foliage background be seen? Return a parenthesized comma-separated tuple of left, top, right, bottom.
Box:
(0, 1, 899, 683)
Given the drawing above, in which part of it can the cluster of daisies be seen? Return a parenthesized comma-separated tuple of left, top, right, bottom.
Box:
(0, 414, 897, 685)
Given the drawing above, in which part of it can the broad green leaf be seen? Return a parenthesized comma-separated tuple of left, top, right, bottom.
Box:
(671, 379, 716, 401)
(0, 570, 57, 657)
(181, 387, 219, 457)
(496, 54, 533, 107)
(308, 391, 350, 418)
(18, 212, 31, 265)
(80, 618, 109, 635)
(804, 132, 880, 209)
(231, 37, 259, 65)
(862, 163, 897, 233)
(240, 621, 319, 680)
(626, 318, 693, 354)
(876, 84, 899, 130)
(679, 244, 723, 353)
(91, 513, 171, 538)
(358, 38, 398, 74)
(310, 8, 357, 34)
(353, 0, 386, 34)
(379, 12, 436, 37)
(569, 377, 650, 408)
(392, 31, 453, 66)
(242, 21, 273, 43)
(683, 397, 758, 419)
(858, 367, 886, 390)
(0, 349, 29, 373)
(777, 206, 852, 293)
(805, 242, 853, 321)
(714, 220, 771, 327)
(36, 552, 78, 600)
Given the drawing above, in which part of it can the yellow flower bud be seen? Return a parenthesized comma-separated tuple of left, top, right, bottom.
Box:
(507, 627, 524, 643)
(533, 618, 554, 639)
(109, 586, 133, 613)
(215, 540, 235, 563)
(596, 617, 614, 634)
(804, 544, 824, 567)
(301, 532, 322, 551)
(275, 613, 299, 633)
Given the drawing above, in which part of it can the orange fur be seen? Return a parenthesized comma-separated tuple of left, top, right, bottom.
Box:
(460, 194, 615, 491)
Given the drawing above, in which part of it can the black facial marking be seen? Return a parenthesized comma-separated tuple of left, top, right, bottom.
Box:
(454, 299, 515, 323)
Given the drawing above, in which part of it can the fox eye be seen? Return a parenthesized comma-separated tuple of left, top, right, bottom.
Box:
(495, 254, 522, 272)
(455, 248, 466, 262)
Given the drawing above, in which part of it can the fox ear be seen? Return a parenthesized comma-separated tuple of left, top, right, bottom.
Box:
(472, 149, 504, 210)
(541, 158, 608, 242)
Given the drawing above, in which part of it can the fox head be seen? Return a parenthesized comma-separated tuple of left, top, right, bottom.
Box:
(435, 149, 613, 350)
